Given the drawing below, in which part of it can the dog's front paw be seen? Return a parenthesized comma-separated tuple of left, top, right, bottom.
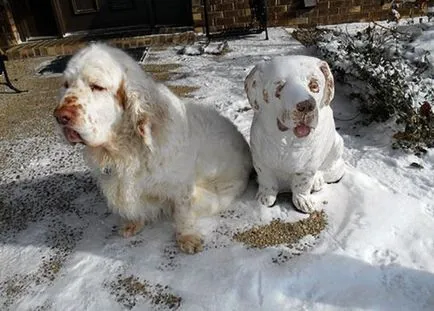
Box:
(176, 233, 203, 254)
(292, 193, 316, 214)
(256, 188, 277, 207)
(312, 173, 325, 192)
(120, 220, 145, 238)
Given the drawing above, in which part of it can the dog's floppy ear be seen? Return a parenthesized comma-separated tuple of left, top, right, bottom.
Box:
(116, 79, 128, 110)
(116, 79, 155, 151)
(244, 65, 261, 111)
(319, 61, 335, 106)
(120, 79, 168, 152)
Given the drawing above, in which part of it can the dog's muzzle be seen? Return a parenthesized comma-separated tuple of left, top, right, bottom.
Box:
(277, 100, 317, 137)
(53, 96, 85, 144)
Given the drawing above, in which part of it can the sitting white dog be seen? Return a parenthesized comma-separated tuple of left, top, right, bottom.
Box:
(244, 55, 345, 213)
(54, 43, 252, 253)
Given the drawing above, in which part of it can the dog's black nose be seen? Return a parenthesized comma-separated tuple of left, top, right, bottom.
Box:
(296, 100, 315, 113)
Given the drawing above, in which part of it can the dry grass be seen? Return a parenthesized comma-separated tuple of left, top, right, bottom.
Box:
(233, 210, 327, 248)
(167, 85, 200, 98)
(142, 63, 182, 82)
(150, 71, 172, 82)
(148, 46, 170, 52)
(141, 63, 181, 73)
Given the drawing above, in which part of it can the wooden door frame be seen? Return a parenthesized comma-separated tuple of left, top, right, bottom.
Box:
(8, 1, 29, 41)
(51, 0, 67, 36)
(9, 0, 62, 41)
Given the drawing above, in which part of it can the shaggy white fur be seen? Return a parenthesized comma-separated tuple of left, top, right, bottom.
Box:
(245, 55, 345, 213)
(54, 43, 252, 253)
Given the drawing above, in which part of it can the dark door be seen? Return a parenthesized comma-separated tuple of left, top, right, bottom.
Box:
(54, 0, 192, 35)
(10, 0, 59, 39)
(153, 0, 192, 26)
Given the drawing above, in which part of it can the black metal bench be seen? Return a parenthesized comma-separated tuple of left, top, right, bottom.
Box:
(0, 49, 26, 93)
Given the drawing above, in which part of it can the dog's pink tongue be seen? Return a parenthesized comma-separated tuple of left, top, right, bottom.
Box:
(64, 128, 83, 143)
(294, 124, 311, 138)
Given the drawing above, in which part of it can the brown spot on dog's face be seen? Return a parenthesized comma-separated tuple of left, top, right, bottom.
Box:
(116, 79, 127, 110)
(263, 89, 269, 103)
(308, 77, 319, 93)
(274, 80, 286, 99)
(63, 96, 78, 105)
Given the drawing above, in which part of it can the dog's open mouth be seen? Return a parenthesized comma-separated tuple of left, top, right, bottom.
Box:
(63, 127, 84, 144)
(293, 123, 311, 138)
(277, 118, 312, 138)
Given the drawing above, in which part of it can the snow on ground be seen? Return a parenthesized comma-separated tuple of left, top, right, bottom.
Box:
(1, 26, 434, 311)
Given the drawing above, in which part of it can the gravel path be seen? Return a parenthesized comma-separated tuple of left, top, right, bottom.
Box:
(0, 57, 61, 142)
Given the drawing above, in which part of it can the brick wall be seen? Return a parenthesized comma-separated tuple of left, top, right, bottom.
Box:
(191, 0, 426, 34)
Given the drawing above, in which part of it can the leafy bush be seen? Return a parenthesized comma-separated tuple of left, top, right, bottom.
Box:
(293, 24, 434, 153)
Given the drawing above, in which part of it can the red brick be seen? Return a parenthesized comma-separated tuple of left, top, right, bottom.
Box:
(234, 1, 250, 9)
(316, 15, 330, 25)
(316, 1, 330, 11)
(330, 1, 348, 8)
(215, 2, 235, 11)
(296, 8, 318, 18)
(235, 15, 252, 23)
(324, 7, 339, 15)
(223, 10, 242, 18)
(208, 12, 224, 19)
(278, 0, 296, 5)
(215, 17, 236, 26)
(270, 5, 288, 13)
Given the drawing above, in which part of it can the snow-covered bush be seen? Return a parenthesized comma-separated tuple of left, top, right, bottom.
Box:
(293, 24, 434, 152)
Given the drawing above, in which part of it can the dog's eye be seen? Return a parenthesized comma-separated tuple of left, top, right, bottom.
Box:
(308, 79, 319, 93)
(90, 83, 105, 92)
(63, 81, 69, 89)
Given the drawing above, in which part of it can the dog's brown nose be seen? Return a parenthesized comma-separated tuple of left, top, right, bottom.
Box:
(296, 100, 315, 113)
(54, 96, 80, 125)
(54, 106, 77, 125)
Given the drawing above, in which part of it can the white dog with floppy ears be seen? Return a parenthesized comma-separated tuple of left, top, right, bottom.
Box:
(244, 55, 345, 213)
(54, 43, 252, 254)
